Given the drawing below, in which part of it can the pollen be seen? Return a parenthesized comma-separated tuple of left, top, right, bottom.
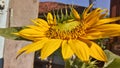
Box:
(45, 25, 86, 40)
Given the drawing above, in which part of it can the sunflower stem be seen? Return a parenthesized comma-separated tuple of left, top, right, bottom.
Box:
(65, 60, 71, 68)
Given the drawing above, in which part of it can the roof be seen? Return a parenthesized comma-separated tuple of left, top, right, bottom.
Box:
(39, 2, 86, 18)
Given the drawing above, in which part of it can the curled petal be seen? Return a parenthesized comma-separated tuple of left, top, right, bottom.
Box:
(17, 38, 48, 57)
(53, 15, 57, 25)
(17, 42, 35, 55)
(99, 9, 108, 18)
(82, 4, 93, 19)
(92, 24, 120, 30)
(95, 17, 120, 26)
(72, 8, 80, 20)
(25, 38, 48, 53)
(47, 13, 54, 24)
(31, 18, 50, 28)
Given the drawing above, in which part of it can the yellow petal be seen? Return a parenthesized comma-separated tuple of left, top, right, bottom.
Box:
(68, 40, 90, 62)
(31, 18, 50, 28)
(35, 18, 50, 27)
(92, 24, 120, 30)
(85, 31, 116, 40)
(62, 40, 74, 60)
(25, 38, 49, 53)
(85, 31, 120, 40)
(84, 30, 104, 40)
(95, 17, 120, 26)
(85, 8, 101, 22)
(89, 41, 107, 61)
(99, 9, 108, 18)
(53, 15, 57, 25)
(88, 26, 120, 32)
(16, 38, 48, 58)
(17, 28, 46, 41)
(17, 42, 34, 55)
(84, 8, 103, 28)
(21, 33, 45, 37)
(41, 39, 62, 60)
(100, 30, 120, 38)
(19, 33, 45, 41)
(86, 24, 120, 39)
(82, 4, 93, 19)
(72, 8, 80, 20)
(27, 25, 49, 31)
(19, 29, 44, 36)
(47, 13, 54, 24)
(85, 15, 99, 28)
(85, 36, 103, 40)
(13, 33, 19, 36)
(86, 31, 103, 37)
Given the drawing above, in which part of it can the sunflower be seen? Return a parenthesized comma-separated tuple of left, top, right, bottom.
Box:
(16, 4, 120, 62)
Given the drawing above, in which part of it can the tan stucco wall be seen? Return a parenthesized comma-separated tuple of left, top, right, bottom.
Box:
(3, 0, 39, 68)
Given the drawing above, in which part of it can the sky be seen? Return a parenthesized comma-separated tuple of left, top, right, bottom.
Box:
(40, 0, 110, 10)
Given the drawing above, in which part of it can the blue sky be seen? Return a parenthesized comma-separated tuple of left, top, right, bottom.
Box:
(40, 0, 110, 10)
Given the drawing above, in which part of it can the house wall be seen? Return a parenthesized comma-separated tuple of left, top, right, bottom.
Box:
(110, 0, 120, 55)
(0, 0, 10, 68)
(3, 0, 39, 68)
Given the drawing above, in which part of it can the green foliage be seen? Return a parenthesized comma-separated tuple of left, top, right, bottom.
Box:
(65, 57, 97, 68)
(95, 38, 109, 49)
(104, 50, 120, 68)
(64, 50, 120, 68)
(0, 27, 23, 40)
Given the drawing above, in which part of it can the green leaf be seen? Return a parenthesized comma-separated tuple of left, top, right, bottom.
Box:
(104, 50, 120, 68)
(0, 27, 23, 40)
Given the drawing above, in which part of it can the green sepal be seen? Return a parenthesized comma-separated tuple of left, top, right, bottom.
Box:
(0, 27, 23, 40)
